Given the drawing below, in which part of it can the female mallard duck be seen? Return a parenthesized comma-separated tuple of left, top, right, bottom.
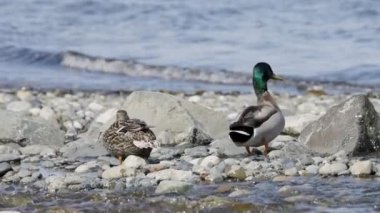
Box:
(229, 62, 285, 156)
(103, 110, 157, 164)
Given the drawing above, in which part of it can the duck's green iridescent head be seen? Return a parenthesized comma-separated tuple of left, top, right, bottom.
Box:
(252, 62, 283, 97)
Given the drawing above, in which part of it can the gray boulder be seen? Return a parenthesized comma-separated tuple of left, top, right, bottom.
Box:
(123, 91, 228, 145)
(300, 95, 380, 156)
(0, 110, 65, 147)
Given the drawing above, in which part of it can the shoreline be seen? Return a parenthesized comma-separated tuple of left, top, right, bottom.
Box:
(0, 88, 380, 211)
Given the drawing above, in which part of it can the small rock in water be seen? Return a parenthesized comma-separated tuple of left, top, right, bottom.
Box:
(350, 160, 372, 176)
(305, 165, 319, 175)
(227, 165, 247, 181)
(228, 189, 250, 197)
(318, 163, 347, 176)
(155, 180, 193, 194)
(284, 167, 298, 176)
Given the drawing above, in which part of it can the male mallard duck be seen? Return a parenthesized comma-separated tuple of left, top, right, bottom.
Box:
(229, 62, 285, 156)
(103, 110, 157, 164)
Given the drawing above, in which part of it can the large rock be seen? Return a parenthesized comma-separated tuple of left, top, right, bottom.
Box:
(300, 95, 380, 156)
(0, 110, 65, 147)
(122, 91, 228, 145)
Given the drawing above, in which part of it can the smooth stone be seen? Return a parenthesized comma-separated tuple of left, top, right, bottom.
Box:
(305, 165, 319, 175)
(0, 162, 11, 176)
(17, 169, 32, 178)
(75, 161, 97, 173)
(122, 155, 147, 169)
(188, 95, 201, 103)
(272, 176, 294, 182)
(184, 146, 209, 158)
(147, 169, 194, 182)
(101, 166, 135, 180)
(88, 102, 104, 112)
(350, 160, 372, 176)
(45, 176, 65, 193)
(205, 169, 224, 183)
(210, 137, 246, 157)
(6, 101, 32, 112)
(374, 164, 380, 176)
(41, 161, 55, 168)
(268, 150, 285, 159)
(0, 154, 21, 163)
(20, 176, 38, 184)
(223, 158, 240, 166)
(0, 145, 20, 155)
(226, 165, 247, 181)
(284, 195, 316, 202)
(277, 184, 314, 197)
(300, 95, 380, 156)
(155, 180, 192, 194)
(200, 155, 221, 168)
(228, 189, 250, 197)
(95, 108, 118, 124)
(19, 145, 55, 156)
(284, 167, 298, 176)
(0, 93, 15, 103)
(149, 148, 182, 161)
(39, 106, 56, 121)
(318, 163, 348, 175)
(16, 90, 33, 101)
(312, 157, 324, 165)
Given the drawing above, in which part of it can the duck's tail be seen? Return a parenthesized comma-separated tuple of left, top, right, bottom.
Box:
(133, 140, 160, 149)
(229, 124, 254, 143)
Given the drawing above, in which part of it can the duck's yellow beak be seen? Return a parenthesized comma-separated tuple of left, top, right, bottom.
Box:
(271, 75, 283, 81)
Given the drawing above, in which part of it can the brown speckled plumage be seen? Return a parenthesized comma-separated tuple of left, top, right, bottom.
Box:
(103, 110, 156, 161)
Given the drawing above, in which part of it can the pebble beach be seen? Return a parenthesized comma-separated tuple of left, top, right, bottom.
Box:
(0, 88, 380, 212)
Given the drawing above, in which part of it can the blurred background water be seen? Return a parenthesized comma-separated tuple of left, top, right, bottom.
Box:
(0, 0, 379, 92)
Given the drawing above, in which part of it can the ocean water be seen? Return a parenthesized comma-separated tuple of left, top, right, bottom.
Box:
(0, 0, 380, 92)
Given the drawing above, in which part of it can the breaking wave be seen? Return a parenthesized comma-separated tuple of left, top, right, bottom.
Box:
(61, 51, 251, 85)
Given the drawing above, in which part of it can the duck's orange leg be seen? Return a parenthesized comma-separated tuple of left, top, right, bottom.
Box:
(118, 156, 123, 165)
(264, 143, 269, 157)
(245, 146, 252, 156)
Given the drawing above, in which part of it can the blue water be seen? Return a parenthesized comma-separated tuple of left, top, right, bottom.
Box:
(0, 0, 380, 91)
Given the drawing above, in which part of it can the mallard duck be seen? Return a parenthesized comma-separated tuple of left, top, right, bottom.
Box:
(103, 110, 157, 164)
(229, 62, 285, 156)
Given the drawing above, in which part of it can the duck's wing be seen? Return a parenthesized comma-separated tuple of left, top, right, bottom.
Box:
(117, 119, 149, 133)
(231, 104, 278, 128)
